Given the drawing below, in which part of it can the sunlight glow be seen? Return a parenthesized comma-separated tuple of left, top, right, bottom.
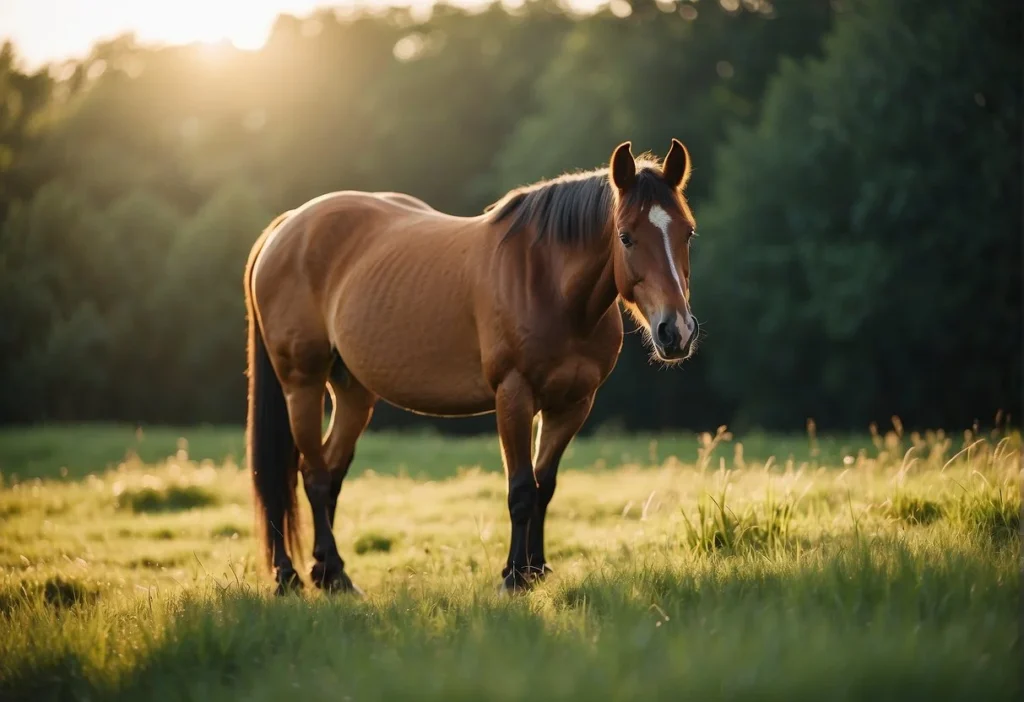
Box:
(1, 0, 326, 67)
(2, 0, 609, 68)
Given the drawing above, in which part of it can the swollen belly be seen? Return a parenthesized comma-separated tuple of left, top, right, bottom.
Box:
(335, 333, 495, 417)
(328, 254, 495, 415)
(381, 385, 496, 417)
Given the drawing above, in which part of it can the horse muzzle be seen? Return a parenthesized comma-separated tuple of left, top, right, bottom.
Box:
(652, 312, 698, 362)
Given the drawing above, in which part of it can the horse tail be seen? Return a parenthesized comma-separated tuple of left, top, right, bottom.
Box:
(244, 211, 301, 572)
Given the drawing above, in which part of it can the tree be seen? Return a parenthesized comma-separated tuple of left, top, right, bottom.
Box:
(695, 0, 1022, 430)
(101, 190, 185, 419)
(150, 181, 273, 422)
(0, 41, 54, 222)
(0, 182, 109, 420)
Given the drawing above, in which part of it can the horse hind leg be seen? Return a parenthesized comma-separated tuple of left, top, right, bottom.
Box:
(308, 357, 376, 593)
(271, 338, 343, 587)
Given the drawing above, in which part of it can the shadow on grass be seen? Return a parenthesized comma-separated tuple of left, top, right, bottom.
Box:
(210, 524, 249, 539)
(354, 531, 397, 554)
(950, 486, 1020, 546)
(885, 492, 944, 526)
(884, 485, 1020, 544)
(115, 485, 219, 514)
(0, 576, 100, 615)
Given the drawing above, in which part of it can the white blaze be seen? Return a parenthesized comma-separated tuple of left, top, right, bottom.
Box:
(648, 203, 693, 346)
(648, 204, 684, 297)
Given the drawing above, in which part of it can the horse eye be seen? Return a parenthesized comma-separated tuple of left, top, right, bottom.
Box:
(619, 231, 634, 248)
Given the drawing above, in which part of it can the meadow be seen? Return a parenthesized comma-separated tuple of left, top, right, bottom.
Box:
(0, 422, 1019, 701)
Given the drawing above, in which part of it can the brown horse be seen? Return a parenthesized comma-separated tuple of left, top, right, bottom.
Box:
(244, 139, 700, 594)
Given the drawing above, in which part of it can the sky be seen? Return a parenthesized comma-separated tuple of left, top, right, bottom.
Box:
(1, 0, 600, 69)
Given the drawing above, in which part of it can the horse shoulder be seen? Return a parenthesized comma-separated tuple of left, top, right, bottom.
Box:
(513, 306, 622, 409)
(591, 304, 625, 380)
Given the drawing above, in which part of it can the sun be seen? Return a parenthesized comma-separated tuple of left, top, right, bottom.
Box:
(147, 4, 276, 52)
(227, 27, 271, 51)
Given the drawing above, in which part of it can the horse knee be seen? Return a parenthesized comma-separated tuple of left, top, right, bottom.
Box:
(508, 471, 538, 523)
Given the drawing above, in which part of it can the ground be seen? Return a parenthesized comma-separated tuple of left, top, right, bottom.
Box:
(0, 423, 1019, 701)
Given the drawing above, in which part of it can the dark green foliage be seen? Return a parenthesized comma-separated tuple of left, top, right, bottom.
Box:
(0, 0, 1018, 432)
(695, 0, 1022, 430)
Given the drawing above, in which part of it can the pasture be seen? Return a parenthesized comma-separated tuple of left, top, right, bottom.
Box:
(0, 423, 1019, 701)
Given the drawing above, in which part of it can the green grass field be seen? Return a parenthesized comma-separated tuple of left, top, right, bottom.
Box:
(0, 423, 1019, 701)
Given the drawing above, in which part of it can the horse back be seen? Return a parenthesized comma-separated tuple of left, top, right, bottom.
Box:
(254, 191, 496, 414)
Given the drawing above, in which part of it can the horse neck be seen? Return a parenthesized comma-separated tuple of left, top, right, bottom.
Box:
(557, 226, 619, 334)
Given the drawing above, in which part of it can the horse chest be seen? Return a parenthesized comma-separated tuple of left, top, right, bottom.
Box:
(529, 333, 620, 408)
(528, 312, 623, 409)
(534, 358, 602, 408)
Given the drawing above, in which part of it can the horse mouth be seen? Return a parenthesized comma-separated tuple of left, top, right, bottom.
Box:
(654, 344, 691, 363)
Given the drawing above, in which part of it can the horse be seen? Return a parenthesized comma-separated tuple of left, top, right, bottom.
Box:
(243, 139, 700, 595)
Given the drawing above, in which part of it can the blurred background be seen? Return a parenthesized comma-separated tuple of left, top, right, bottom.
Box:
(0, 0, 1019, 436)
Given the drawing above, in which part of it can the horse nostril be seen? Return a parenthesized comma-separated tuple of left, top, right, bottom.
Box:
(656, 321, 676, 347)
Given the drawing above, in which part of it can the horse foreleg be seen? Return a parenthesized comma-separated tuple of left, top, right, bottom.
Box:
(528, 396, 594, 578)
(495, 372, 538, 593)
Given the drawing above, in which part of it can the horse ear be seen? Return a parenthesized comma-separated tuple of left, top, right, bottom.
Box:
(610, 141, 636, 191)
(662, 138, 691, 190)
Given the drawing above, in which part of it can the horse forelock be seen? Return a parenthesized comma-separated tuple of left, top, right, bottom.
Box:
(486, 157, 683, 246)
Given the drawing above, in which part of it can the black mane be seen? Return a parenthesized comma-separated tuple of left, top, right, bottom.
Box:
(485, 159, 681, 246)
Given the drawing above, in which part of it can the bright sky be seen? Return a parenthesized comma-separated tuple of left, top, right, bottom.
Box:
(2, 0, 598, 68)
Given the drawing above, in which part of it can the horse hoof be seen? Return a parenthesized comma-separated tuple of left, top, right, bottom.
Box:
(497, 581, 521, 597)
(534, 563, 554, 580)
(498, 570, 533, 595)
(312, 562, 363, 597)
(326, 574, 364, 597)
(274, 568, 303, 596)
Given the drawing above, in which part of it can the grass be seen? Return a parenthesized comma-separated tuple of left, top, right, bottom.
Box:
(0, 422, 1019, 701)
(0, 422, 880, 482)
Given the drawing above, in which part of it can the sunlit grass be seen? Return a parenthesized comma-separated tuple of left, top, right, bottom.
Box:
(0, 424, 1019, 700)
(0, 422, 887, 482)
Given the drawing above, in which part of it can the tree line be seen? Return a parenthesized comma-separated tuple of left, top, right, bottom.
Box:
(0, 0, 1019, 433)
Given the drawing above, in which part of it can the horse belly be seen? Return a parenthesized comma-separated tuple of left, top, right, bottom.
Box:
(371, 345, 495, 417)
(329, 279, 494, 417)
